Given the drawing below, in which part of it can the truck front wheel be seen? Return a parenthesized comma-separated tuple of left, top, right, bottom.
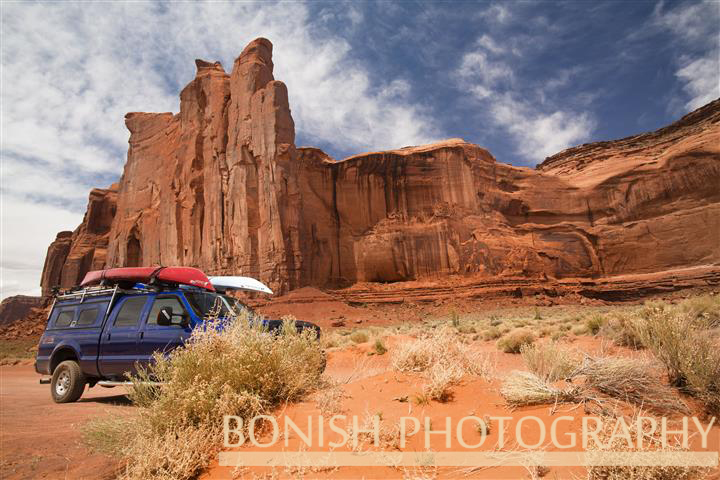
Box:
(51, 360, 86, 403)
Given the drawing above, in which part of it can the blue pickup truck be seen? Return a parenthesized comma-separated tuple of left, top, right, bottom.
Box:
(35, 283, 320, 403)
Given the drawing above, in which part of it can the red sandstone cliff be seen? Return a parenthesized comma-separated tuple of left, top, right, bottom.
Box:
(40, 38, 720, 297)
(41, 185, 118, 296)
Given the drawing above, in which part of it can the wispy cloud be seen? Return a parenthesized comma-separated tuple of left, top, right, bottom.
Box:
(0, 2, 439, 299)
(455, 30, 595, 164)
(652, 0, 720, 110)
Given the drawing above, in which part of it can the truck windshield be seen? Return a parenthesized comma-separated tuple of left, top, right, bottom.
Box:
(185, 292, 253, 319)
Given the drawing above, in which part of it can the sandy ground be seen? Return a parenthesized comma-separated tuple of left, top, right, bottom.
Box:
(203, 337, 720, 480)
(1, 301, 719, 480)
(0, 364, 132, 480)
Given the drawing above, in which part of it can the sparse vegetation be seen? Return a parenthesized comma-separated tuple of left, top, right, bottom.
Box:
(584, 314, 605, 335)
(633, 298, 720, 415)
(423, 362, 463, 402)
(586, 413, 710, 480)
(581, 356, 689, 414)
(520, 342, 580, 382)
(500, 371, 581, 407)
(392, 327, 488, 376)
(349, 330, 370, 344)
(496, 328, 536, 353)
(85, 315, 325, 480)
(393, 327, 489, 403)
(600, 313, 644, 349)
(482, 326, 502, 340)
(0, 338, 37, 363)
(372, 338, 387, 355)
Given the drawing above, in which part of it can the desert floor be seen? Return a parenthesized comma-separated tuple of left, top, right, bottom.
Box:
(1, 295, 719, 480)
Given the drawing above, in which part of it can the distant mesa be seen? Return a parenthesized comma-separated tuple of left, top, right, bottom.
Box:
(39, 38, 720, 301)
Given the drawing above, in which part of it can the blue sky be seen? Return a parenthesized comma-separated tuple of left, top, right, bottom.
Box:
(1, 0, 718, 299)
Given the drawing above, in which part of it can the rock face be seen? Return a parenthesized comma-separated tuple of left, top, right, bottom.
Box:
(40, 38, 720, 298)
(40, 185, 118, 296)
(0, 295, 45, 327)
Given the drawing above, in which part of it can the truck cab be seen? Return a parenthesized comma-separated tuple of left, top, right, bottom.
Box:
(36, 283, 320, 403)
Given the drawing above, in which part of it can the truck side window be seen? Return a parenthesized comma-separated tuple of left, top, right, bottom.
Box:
(114, 297, 147, 327)
(148, 297, 187, 325)
(55, 310, 74, 328)
(76, 308, 99, 326)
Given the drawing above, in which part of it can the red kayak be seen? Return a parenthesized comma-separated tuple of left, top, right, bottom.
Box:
(80, 267, 215, 292)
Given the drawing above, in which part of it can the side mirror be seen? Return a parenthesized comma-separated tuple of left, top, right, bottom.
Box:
(157, 306, 173, 326)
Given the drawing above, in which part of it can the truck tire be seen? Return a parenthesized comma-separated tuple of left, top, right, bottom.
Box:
(51, 360, 86, 403)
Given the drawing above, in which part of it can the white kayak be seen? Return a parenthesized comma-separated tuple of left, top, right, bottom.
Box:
(208, 276, 273, 294)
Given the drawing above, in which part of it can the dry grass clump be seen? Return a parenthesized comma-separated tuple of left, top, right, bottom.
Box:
(349, 330, 370, 344)
(88, 315, 324, 480)
(520, 342, 581, 382)
(581, 357, 689, 415)
(393, 328, 489, 403)
(500, 371, 581, 407)
(584, 314, 605, 335)
(600, 312, 644, 349)
(482, 326, 502, 340)
(314, 384, 346, 414)
(497, 328, 536, 353)
(634, 299, 720, 415)
(586, 414, 710, 480)
(423, 362, 464, 402)
(678, 294, 720, 328)
(392, 327, 488, 376)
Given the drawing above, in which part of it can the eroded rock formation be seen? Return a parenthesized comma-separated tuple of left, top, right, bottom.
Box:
(41, 185, 118, 296)
(40, 38, 720, 298)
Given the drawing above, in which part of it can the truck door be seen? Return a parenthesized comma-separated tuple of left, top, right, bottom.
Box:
(99, 296, 149, 378)
(137, 294, 192, 366)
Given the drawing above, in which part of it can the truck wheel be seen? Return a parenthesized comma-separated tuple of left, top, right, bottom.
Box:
(51, 360, 86, 403)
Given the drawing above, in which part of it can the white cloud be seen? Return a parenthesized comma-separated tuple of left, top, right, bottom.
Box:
(652, 0, 720, 111)
(455, 33, 595, 164)
(0, 2, 439, 299)
(676, 56, 720, 110)
(0, 197, 82, 299)
(490, 95, 595, 161)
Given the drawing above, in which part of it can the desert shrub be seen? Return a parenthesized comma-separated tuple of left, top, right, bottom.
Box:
(678, 294, 720, 328)
(457, 324, 477, 334)
(600, 313, 644, 349)
(392, 327, 488, 376)
(586, 414, 710, 480)
(489, 315, 502, 326)
(500, 371, 580, 407)
(372, 338, 387, 355)
(94, 315, 324, 480)
(482, 326, 502, 340)
(393, 328, 489, 403)
(423, 362, 464, 402)
(634, 301, 720, 415)
(584, 314, 605, 335)
(550, 330, 567, 341)
(582, 357, 689, 414)
(520, 342, 581, 382)
(572, 324, 589, 336)
(349, 330, 369, 344)
(450, 309, 460, 328)
(496, 328, 536, 353)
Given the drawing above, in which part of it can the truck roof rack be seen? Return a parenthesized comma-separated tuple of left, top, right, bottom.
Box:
(56, 285, 128, 302)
